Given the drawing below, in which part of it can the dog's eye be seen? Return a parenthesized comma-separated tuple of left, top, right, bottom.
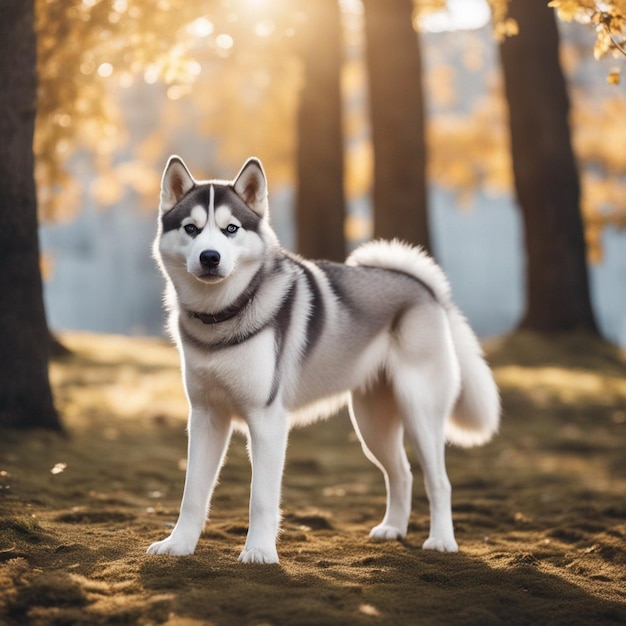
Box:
(184, 224, 199, 236)
(225, 224, 239, 235)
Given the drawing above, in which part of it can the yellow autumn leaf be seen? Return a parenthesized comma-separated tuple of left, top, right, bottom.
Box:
(608, 68, 621, 84)
(548, 0, 581, 22)
(593, 30, 612, 59)
(503, 17, 519, 37)
(493, 17, 518, 41)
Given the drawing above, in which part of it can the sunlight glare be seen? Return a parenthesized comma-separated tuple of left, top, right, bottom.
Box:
(97, 62, 113, 77)
(216, 33, 235, 50)
(254, 19, 276, 38)
(339, 0, 363, 15)
(144, 65, 159, 84)
(188, 16, 215, 38)
(188, 60, 202, 77)
(50, 462, 67, 475)
(419, 0, 491, 33)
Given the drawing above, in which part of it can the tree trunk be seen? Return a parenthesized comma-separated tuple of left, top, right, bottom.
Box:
(0, 0, 62, 430)
(500, 0, 598, 333)
(295, 0, 346, 261)
(362, 0, 430, 252)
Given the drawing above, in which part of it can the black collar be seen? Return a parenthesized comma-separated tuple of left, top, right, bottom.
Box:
(190, 308, 242, 324)
(186, 269, 263, 325)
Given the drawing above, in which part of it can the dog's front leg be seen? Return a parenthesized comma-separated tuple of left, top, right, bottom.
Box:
(238, 408, 288, 564)
(147, 409, 232, 556)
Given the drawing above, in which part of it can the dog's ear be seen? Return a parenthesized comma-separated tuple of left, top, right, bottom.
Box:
(233, 158, 268, 218)
(160, 156, 195, 213)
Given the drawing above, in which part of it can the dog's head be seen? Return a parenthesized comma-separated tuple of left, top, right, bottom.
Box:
(155, 157, 269, 285)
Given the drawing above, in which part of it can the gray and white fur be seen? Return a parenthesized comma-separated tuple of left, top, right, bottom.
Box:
(148, 156, 500, 563)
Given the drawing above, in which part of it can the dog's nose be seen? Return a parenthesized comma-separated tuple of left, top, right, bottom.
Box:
(199, 250, 221, 268)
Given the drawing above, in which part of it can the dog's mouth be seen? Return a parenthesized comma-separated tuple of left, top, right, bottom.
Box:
(187, 258, 236, 285)
(193, 271, 226, 284)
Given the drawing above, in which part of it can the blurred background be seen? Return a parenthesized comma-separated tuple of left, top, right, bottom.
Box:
(35, 0, 626, 344)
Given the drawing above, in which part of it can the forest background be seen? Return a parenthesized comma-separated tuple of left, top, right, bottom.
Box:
(31, 0, 626, 346)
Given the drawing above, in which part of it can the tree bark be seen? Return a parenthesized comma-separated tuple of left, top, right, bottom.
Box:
(362, 0, 430, 252)
(0, 0, 62, 429)
(295, 0, 346, 261)
(500, 0, 598, 333)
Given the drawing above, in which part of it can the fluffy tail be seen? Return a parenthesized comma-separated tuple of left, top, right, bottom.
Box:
(444, 304, 500, 447)
(347, 239, 500, 447)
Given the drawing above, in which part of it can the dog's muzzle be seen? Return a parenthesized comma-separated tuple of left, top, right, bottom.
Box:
(192, 249, 225, 282)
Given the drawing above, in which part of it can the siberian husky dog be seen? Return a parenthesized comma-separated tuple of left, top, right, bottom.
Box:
(147, 156, 500, 563)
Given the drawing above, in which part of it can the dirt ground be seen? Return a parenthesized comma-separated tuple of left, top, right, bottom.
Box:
(1, 331, 625, 626)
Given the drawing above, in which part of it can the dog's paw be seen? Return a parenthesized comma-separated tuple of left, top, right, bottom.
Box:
(238, 547, 279, 564)
(146, 536, 196, 556)
(422, 537, 458, 552)
(369, 524, 405, 541)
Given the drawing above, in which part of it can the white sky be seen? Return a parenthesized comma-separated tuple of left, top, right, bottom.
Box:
(419, 0, 491, 33)
(339, 0, 491, 33)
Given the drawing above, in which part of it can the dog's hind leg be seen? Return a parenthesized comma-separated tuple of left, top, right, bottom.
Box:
(396, 383, 458, 552)
(349, 382, 413, 541)
(390, 307, 460, 552)
(394, 385, 459, 548)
